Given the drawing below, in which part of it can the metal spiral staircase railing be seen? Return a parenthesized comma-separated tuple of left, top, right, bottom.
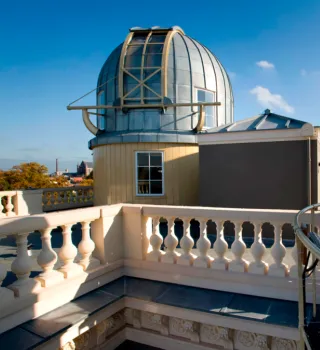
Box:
(294, 203, 320, 350)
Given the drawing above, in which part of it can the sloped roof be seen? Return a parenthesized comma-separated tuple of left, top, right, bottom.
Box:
(205, 109, 307, 134)
(81, 161, 93, 168)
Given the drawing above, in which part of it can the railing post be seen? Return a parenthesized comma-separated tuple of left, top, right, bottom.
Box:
(0, 194, 6, 218)
(147, 216, 164, 262)
(91, 205, 124, 264)
(78, 221, 100, 270)
(269, 223, 289, 277)
(162, 217, 180, 263)
(14, 190, 43, 215)
(212, 221, 229, 270)
(177, 218, 195, 266)
(9, 233, 41, 296)
(194, 219, 212, 268)
(229, 221, 248, 272)
(5, 193, 15, 217)
(36, 228, 64, 287)
(58, 224, 83, 278)
(248, 223, 268, 275)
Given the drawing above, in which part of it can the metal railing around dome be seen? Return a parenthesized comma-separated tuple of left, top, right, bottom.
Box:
(293, 203, 320, 350)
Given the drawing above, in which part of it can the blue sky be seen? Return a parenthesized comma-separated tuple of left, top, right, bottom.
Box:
(1, 0, 319, 173)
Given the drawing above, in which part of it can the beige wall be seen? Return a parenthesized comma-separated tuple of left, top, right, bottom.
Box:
(93, 142, 199, 206)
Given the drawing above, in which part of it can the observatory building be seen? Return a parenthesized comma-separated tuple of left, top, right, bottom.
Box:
(84, 26, 233, 206)
(68, 25, 319, 210)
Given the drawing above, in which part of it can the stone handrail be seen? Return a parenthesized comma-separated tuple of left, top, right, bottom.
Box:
(42, 186, 94, 212)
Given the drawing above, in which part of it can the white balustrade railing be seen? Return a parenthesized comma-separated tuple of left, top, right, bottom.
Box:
(0, 191, 18, 217)
(141, 205, 320, 278)
(0, 203, 319, 334)
(0, 207, 102, 300)
(42, 186, 94, 212)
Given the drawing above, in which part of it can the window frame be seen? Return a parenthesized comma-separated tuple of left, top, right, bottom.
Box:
(135, 151, 165, 197)
(195, 87, 216, 129)
(97, 91, 105, 130)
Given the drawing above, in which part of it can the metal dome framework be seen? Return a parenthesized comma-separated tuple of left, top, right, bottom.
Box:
(118, 27, 185, 106)
(67, 26, 233, 136)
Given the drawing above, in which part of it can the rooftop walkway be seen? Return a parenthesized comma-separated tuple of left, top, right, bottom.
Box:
(0, 276, 311, 349)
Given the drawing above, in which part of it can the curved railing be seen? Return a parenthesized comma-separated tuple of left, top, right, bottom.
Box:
(293, 203, 320, 350)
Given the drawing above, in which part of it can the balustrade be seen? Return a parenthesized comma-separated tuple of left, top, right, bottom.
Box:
(142, 206, 316, 279)
(42, 186, 94, 212)
(0, 206, 101, 302)
(0, 202, 319, 334)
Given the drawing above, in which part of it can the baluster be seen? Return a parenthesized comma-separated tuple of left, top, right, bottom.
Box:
(50, 192, 55, 208)
(58, 224, 83, 278)
(9, 233, 40, 296)
(59, 190, 65, 205)
(78, 221, 100, 270)
(5, 194, 15, 217)
(212, 221, 229, 270)
(269, 223, 288, 277)
(162, 217, 180, 263)
(194, 219, 213, 268)
(177, 218, 195, 266)
(290, 236, 299, 277)
(229, 222, 249, 272)
(36, 228, 64, 287)
(147, 216, 164, 262)
(248, 223, 268, 274)
(0, 195, 5, 218)
(0, 261, 14, 303)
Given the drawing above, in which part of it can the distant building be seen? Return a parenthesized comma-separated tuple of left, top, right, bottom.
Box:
(77, 161, 93, 177)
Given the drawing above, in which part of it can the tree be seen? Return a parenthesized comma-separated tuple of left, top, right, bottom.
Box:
(0, 162, 69, 190)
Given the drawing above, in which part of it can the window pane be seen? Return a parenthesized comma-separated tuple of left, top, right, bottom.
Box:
(205, 106, 213, 116)
(197, 90, 205, 102)
(144, 54, 162, 67)
(150, 153, 162, 166)
(149, 35, 166, 43)
(150, 181, 163, 194)
(138, 181, 149, 194)
(205, 91, 214, 102)
(145, 44, 163, 54)
(137, 153, 149, 166)
(205, 115, 214, 128)
(138, 167, 149, 180)
(150, 167, 162, 180)
(130, 34, 147, 44)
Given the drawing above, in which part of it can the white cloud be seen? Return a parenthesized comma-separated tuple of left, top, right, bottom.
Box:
(228, 71, 236, 79)
(250, 86, 294, 114)
(256, 60, 275, 69)
(300, 69, 320, 77)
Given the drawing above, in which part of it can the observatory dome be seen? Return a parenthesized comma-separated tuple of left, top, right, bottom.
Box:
(92, 26, 233, 147)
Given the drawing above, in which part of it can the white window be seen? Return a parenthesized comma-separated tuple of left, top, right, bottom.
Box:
(136, 151, 164, 196)
(97, 91, 105, 129)
(196, 89, 216, 128)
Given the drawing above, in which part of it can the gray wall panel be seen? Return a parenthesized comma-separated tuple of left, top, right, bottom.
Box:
(199, 141, 318, 210)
